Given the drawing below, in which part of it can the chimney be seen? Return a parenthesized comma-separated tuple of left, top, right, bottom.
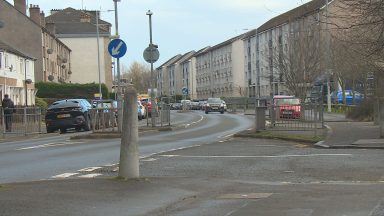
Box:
(80, 13, 91, 23)
(14, 0, 26, 15)
(46, 22, 56, 35)
(40, 11, 46, 27)
(29, 4, 41, 25)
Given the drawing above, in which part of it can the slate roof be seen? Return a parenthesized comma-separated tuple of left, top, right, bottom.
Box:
(176, 51, 196, 64)
(0, 40, 35, 60)
(45, 7, 111, 35)
(257, 0, 327, 33)
(156, 54, 183, 70)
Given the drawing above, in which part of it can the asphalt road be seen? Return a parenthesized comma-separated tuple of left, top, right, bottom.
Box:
(137, 138, 384, 215)
(0, 111, 254, 184)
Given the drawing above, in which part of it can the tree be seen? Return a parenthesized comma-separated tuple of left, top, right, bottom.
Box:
(122, 61, 151, 94)
(271, 27, 321, 102)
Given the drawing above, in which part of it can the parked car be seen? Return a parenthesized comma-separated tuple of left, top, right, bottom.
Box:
(221, 100, 227, 111)
(137, 100, 146, 120)
(190, 102, 200, 110)
(171, 103, 182, 110)
(331, 90, 363, 105)
(205, 98, 225, 114)
(45, 99, 92, 133)
(198, 101, 207, 110)
(273, 95, 301, 119)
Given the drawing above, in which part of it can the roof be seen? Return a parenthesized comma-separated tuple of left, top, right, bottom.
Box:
(156, 54, 182, 69)
(257, 0, 327, 33)
(0, 40, 35, 60)
(45, 7, 111, 35)
(242, 29, 258, 40)
(176, 51, 196, 64)
(194, 33, 246, 58)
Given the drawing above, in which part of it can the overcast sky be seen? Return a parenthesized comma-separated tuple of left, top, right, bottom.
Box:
(23, 0, 310, 68)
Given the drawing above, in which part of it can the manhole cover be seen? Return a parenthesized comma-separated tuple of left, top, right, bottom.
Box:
(217, 193, 273, 199)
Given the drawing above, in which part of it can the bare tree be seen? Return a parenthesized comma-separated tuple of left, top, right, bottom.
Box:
(122, 61, 151, 93)
(271, 27, 321, 102)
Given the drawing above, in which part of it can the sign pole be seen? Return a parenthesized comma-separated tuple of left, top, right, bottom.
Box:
(147, 10, 156, 127)
(113, 0, 122, 132)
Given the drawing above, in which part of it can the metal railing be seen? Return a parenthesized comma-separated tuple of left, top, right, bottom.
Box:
(0, 107, 43, 136)
(146, 103, 171, 127)
(267, 103, 324, 132)
(89, 108, 118, 132)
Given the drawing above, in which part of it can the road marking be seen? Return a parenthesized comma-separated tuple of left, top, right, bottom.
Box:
(52, 173, 79, 179)
(78, 173, 102, 178)
(16, 141, 84, 151)
(141, 158, 157, 162)
(160, 154, 353, 159)
(78, 167, 102, 172)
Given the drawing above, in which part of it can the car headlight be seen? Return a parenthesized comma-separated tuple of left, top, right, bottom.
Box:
(206, 103, 210, 107)
(220, 104, 224, 107)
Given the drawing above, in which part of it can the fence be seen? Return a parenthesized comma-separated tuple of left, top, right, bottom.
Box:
(267, 102, 324, 133)
(89, 108, 118, 132)
(146, 103, 171, 127)
(0, 107, 43, 136)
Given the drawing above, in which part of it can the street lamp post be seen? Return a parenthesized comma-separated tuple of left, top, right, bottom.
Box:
(24, 59, 27, 106)
(113, 0, 123, 132)
(146, 10, 156, 127)
(96, 11, 102, 100)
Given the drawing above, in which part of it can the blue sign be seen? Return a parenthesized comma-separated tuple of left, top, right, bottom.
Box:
(182, 87, 188, 95)
(108, 39, 127, 58)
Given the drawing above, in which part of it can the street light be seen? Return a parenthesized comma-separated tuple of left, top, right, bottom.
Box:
(95, 9, 114, 100)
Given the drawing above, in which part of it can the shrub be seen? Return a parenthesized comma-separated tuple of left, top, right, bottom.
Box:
(346, 99, 374, 121)
(35, 82, 109, 99)
(35, 97, 48, 109)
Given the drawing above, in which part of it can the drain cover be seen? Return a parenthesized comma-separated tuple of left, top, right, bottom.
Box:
(217, 193, 273, 199)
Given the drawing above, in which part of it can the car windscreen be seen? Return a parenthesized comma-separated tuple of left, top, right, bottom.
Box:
(207, 98, 222, 103)
(276, 98, 300, 105)
(48, 100, 80, 109)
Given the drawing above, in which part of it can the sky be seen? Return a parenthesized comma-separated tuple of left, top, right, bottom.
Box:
(22, 0, 311, 69)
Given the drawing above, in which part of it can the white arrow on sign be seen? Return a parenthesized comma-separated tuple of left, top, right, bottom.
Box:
(112, 41, 123, 56)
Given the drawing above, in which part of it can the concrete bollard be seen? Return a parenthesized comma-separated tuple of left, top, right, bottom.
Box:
(118, 86, 139, 179)
(380, 100, 384, 138)
(255, 106, 266, 131)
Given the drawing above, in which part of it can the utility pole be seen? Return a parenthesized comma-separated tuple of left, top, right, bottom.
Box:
(325, 0, 332, 112)
(96, 10, 102, 100)
(146, 10, 156, 127)
(113, 0, 122, 131)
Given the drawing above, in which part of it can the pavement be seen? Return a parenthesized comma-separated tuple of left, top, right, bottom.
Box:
(0, 111, 383, 215)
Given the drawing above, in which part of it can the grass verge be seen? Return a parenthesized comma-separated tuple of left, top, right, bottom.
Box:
(234, 131, 324, 144)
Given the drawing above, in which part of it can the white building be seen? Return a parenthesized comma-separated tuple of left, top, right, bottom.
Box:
(45, 8, 113, 90)
(243, 0, 328, 98)
(156, 54, 181, 97)
(195, 35, 246, 99)
(0, 40, 36, 106)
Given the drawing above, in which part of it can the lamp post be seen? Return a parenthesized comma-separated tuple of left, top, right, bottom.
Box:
(146, 10, 156, 127)
(113, 0, 123, 132)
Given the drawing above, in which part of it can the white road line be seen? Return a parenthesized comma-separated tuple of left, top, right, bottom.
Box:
(52, 172, 79, 179)
(16, 141, 84, 151)
(78, 173, 102, 178)
(78, 167, 102, 172)
(160, 154, 353, 159)
(141, 158, 157, 162)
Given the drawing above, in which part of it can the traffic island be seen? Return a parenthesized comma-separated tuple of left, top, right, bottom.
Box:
(234, 130, 325, 144)
(70, 127, 174, 139)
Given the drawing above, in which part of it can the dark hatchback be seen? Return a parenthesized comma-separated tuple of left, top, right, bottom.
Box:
(45, 99, 92, 133)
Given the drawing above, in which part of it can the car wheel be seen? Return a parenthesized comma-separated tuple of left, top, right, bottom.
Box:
(138, 115, 142, 120)
(75, 127, 82, 132)
(205, 111, 209, 114)
(60, 128, 67, 133)
(220, 111, 224, 114)
(83, 114, 91, 131)
(47, 127, 55, 133)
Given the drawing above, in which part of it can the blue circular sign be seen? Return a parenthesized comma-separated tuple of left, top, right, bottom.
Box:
(108, 39, 127, 58)
(182, 87, 188, 95)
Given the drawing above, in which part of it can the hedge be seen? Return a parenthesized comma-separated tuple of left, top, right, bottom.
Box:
(36, 82, 109, 99)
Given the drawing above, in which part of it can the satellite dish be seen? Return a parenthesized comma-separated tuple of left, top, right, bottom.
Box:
(48, 75, 54, 81)
(25, 79, 32, 84)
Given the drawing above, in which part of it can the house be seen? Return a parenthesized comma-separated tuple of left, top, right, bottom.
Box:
(45, 8, 113, 90)
(0, 40, 35, 106)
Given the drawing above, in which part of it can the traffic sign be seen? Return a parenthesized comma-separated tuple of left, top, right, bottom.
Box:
(108, 39, 127, 58)
(143, 45, 160, 63)
(182, 87, 188, 95)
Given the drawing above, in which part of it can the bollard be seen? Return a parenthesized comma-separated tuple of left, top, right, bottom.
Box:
(255, 106, 266, 131)
(118, 86, 139, 179)
(380, 100, 384, 138)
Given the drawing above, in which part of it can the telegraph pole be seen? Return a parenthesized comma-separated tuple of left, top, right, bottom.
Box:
(113, 0, 123, 131)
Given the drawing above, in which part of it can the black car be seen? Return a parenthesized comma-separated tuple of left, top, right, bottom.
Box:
(45, 99, 92, 133)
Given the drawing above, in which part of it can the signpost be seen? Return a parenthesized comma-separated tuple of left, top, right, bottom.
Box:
(143, 45, 160, 63)
(182, 87, 189, 96)
(108, 38, 127, 132)
(108, 39, 127, 59)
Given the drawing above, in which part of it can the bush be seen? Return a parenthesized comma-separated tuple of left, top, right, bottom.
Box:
(35, 97, 48, 109)
(35, 82, 109, 99)
(346, 99, 374, 121)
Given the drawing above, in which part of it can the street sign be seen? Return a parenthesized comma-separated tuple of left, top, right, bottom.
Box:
(143, 45, 160, 63)
(108, 39, 127, 58)
(182, 87, 188, 95)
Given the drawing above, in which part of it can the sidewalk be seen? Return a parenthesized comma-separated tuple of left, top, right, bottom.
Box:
(0, 178, 196, 216)
(318, 113, 384, 149)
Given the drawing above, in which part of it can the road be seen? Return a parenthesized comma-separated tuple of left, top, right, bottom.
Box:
(0, 110, 254, 184)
